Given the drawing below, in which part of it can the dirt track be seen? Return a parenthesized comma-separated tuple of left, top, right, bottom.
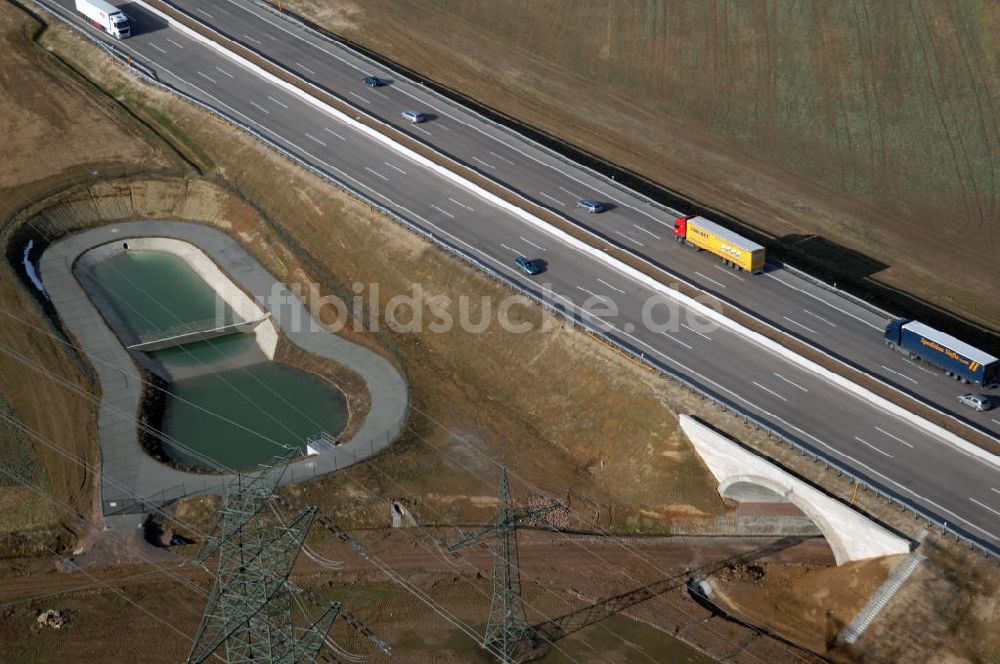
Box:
(0, 529, 840, 663)
(2, 2, 999, 662)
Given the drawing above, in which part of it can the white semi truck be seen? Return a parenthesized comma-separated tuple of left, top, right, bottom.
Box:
(75, 0, 131, 39)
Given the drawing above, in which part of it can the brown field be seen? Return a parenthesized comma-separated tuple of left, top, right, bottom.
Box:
(0, 1, 998, 662)
(282, 0, 1000, 341)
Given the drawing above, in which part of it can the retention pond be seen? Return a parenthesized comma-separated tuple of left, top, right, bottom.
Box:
(85, 248, 348, 471)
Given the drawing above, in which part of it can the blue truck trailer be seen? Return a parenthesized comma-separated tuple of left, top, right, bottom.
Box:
(884, 319, 999, 387)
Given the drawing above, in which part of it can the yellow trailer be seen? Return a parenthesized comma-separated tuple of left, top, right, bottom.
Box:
(673, 216, 765, 273)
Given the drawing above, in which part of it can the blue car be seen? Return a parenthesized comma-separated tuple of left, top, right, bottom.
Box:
(363, 76, 387, 87)
(514, 256, 543, 275)
(576, 199, 606, 213)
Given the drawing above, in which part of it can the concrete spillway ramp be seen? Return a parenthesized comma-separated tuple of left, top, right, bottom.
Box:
(680, 415, 910, 565)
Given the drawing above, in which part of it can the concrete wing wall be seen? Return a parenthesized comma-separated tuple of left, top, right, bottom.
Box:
(680, 415, 910, 565)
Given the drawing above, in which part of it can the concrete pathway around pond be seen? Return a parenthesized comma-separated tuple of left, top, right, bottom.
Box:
(40, 221, 408, 525)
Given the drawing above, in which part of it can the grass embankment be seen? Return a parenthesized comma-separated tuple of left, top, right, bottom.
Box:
(3, 2, 997, 662)
(11, 3, 726, 533)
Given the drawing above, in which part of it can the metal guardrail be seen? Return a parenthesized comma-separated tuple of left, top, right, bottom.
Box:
(32, 0, 997, 561)
(177, 0, 1000, 449)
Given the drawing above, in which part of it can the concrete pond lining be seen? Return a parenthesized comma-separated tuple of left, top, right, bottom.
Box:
(40, 220, 408, 522)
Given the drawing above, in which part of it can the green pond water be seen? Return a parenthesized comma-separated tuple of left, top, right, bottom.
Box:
(90, 250, 234, 337)
(89, 249, 348, 471)
(149, 333, 258, 367)
(162, 362, 347, 472)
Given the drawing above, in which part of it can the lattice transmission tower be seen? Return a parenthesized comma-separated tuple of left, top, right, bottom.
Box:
(186, 457, 341, 664)
(448, 467, 562, 663)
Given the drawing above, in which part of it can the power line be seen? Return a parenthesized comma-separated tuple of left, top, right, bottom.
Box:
(7, 146, 815, 662)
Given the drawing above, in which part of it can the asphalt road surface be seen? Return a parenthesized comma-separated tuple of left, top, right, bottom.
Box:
(37, 0, 1000, 554)
(158, 0, 1000, 442)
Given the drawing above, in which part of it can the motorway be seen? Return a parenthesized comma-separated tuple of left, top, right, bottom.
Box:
(155, 0, 1000, 443)
(37, 0, 1000, 553)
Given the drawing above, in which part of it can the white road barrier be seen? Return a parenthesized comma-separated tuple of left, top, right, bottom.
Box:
(134, 0, 1000, 473)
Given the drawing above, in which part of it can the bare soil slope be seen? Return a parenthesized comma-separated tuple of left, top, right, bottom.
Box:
(0, 3, 183, 537)
(286, 0, 1000, 331)
(2, 2, 998, 662)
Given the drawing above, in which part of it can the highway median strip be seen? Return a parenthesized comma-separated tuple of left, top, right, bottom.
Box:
(137, 0, 1000, 466)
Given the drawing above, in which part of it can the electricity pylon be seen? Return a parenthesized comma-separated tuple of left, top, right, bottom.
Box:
(448, 467, 562, 663)
(186, 457, 340, 664)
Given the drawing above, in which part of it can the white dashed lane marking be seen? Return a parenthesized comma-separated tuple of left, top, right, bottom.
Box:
(970, 498, 1000, 518)
(663, 332, 692, 350)
(323, 126, 346, 141)
(695, 271, 726, 289)
(782, 315, 816, 334)
(682, 323, 712, 341)
(875, 427, 914, 448)
(902, 359, 936, 375)
(773, 373, 808, 392)
(539, 191, 564, 206)
(489, 151, 515, 165)
(714, 265, 745, 281)
(596, 278, 625, 295)
(880, 365, 918, 384)
(615, 231, 645, 247)
(803, 308, 837, 327)
(519, 236, 546, 252)
(575, 285, 609, 302)
(430, 205, 454, 218)
(752, 381, 787, 402)
(632, 225, 661, 240)
(854, 436, 893, 458)
(448, 198, 474, 212)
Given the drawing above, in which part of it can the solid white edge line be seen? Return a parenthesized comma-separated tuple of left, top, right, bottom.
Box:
(134, 0, 1000, 485)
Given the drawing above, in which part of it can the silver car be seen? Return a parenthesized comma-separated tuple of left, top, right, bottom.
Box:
(958, 393, 994, 412)
(401, 110, 426, 123)
(576, 199, 606, 213)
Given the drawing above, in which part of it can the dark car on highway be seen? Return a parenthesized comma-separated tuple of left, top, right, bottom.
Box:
(513, 256, 543, 275)
(363, 76, 387, 87)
